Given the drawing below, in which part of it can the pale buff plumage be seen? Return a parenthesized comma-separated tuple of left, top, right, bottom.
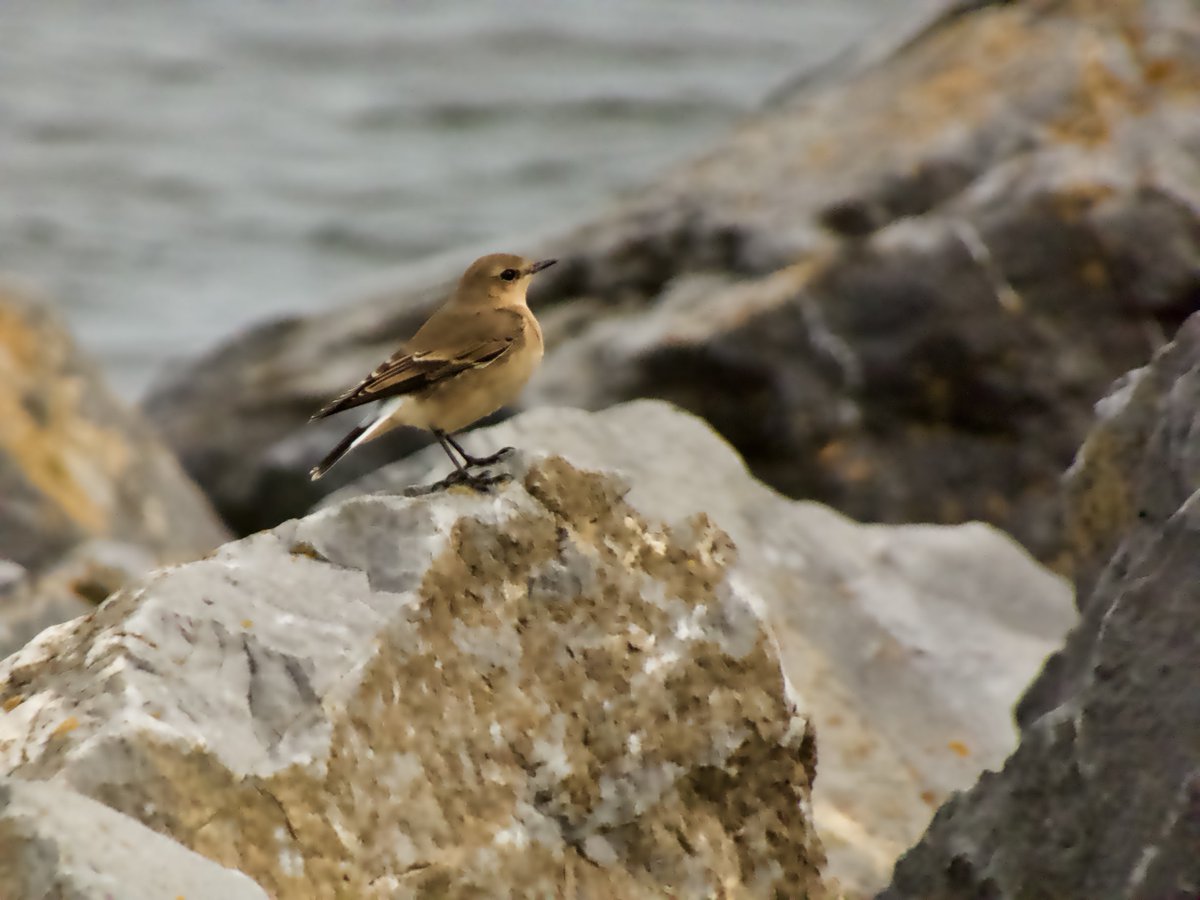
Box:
(309, 253, 554, 482)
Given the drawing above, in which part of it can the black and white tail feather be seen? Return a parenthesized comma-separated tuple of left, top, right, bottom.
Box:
(309, 397, 404, 480)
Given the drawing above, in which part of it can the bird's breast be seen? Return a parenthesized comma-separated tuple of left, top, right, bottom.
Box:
(410, 311, 542, 434)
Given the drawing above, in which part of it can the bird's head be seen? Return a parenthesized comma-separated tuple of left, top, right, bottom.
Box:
(455, 253, 557, 306)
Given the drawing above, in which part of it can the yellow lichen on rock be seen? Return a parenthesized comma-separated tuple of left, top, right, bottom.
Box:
(0, 286, 227, 578)
(0, 301, 129, 534)
(0, 454, 826, 898)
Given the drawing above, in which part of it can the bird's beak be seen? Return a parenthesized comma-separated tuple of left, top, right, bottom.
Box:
(529, 258, 557, 275)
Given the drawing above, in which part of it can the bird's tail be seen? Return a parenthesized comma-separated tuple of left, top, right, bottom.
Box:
(309, 397, 405, 481)
(309, 424, 367, 481)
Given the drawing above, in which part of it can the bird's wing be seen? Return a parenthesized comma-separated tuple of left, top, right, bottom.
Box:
(311, 306, 525, 420)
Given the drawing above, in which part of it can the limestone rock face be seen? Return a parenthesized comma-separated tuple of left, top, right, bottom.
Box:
(329, 400, 1075, 898)
(0, 775, 270, 900)
(0, 285, 229, 573)
(881, 312, 1200, 899)
(146, 0, 1200, 562)
(0, 450, 825, 897)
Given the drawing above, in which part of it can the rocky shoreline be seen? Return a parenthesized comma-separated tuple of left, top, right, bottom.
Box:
(2, 0, 1198, 896)
(147, 0, 1199, 570)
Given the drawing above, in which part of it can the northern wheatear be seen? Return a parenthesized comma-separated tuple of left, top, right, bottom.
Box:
(309, 253, 555, 488)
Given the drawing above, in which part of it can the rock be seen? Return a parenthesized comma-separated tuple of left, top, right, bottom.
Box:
(0, 446, 827, 897)
(0, 774, 269, 900)
(145, 0, 1200, 563)
(327, 400, 1076, 898)
(0, 568, 90, 665)
(0, 561, 25, 595)
(0, 540, 158, 660)
(0, 284, 229, 573)
(880, 312, 1200, 899)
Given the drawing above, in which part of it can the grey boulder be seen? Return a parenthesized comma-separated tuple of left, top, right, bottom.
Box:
(881, 311, 1200, 899)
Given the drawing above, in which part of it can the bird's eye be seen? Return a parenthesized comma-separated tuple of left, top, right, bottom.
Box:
(499, 268, 519, 282)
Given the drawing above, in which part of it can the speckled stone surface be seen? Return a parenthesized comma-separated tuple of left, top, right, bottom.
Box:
(330, 400, 1075, 897)
(0, 449, 825, 898)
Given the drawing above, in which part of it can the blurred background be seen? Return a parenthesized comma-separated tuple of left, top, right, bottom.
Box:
(0, 0, 908, 397)
(4, 3, 1200, 898)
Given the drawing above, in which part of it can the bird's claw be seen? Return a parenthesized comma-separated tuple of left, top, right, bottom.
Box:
(454, 468, 511, 492)
(405, 467, 510, 496)
(461, 446, 516, 468)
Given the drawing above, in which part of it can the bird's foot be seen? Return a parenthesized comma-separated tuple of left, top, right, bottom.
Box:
(461, 446, 516, 468)
(447, 467, 512, 492)
(405, 467, 511, 497)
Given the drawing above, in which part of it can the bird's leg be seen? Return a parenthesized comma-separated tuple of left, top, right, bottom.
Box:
(430, 429, 509, 492)
(433, 429, 470, 474)
(443, 432, 515, 469)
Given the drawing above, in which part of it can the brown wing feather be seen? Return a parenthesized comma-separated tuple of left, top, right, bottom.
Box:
(310, 307, 523, 420)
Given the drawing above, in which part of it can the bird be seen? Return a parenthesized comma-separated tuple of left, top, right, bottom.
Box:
(308, 252, 556, 488)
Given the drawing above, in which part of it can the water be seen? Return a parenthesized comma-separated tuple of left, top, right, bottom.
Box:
(1, 1, 904, 397)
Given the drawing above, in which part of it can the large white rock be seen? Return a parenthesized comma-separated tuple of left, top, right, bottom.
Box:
(0, 436, 826, 898)
(333, 400, 1076, 896)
